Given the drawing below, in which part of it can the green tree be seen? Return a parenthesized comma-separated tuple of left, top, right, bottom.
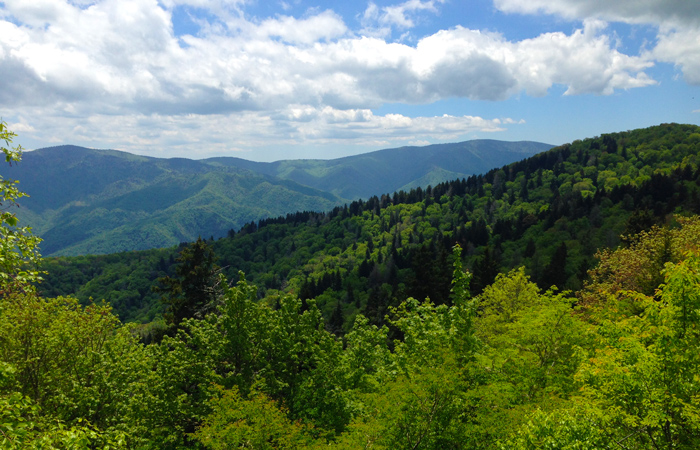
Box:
(471, 268, 590, 443)
(154, 237, 220, 328)
(0, 122, 42, 295)
(0, 293, 142, 447)
(500, 406, 613, 450)
(577, 255, 700, 448)
(541, 242, 568, 289)
(195, 386, 314, 450)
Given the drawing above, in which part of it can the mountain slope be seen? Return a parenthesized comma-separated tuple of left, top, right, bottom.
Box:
(206, 139, 552, 199)
(4, 146, 342, 256)
(4, 140, 549, 256)
(38, 123, 700, 323)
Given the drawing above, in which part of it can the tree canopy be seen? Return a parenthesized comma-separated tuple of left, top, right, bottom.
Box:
(4, 123, 700, 448)
(0, 122, 42, 295)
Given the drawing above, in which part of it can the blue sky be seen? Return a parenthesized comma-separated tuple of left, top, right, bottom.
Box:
(1, 0, 699, 161)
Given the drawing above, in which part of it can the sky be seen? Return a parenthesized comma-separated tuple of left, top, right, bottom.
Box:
(1, 0, 699, 162)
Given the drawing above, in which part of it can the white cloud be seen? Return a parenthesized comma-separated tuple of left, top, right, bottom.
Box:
(281, 107, 509, 143)
(381, 0, 443, 29)
(513, 21, 655, 96)
(493, 0, 700, 27)
(494, 0, 700, 85)
(7, 121, 35, 133)
(255, 11, 348, 44)
(0, 0, 667, 157)
(360, 0, 444, 37)
(7, 106, 513, 158)
(652, 27, 700, 85)
(1, 2, 651, 109)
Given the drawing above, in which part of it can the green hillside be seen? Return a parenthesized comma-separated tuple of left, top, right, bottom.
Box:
(3, 146, 342, 255)
(6, 123, 700, 448)
(208, 139, 551, 199)
(3, 140, 548, 256)
(39, 123, 700, 324)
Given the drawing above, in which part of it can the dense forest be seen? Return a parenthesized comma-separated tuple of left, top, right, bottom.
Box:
(3, 122, 700, 448)
(41, 123, 700, 326)
(2, 139, 546, 257)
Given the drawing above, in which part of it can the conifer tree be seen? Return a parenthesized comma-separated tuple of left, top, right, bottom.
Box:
(153, 237, 220, 327)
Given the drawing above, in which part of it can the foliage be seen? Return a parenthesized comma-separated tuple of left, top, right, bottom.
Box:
(6, 123, 700, 449)
(0, 392, 122, 450)
(154, 237, 221, 329)
(499, 406, 613, 450)
(5, 140, 548, 257)
(576, 255, 700, 448)
(40, 123, 700, 327)
(0, 292, 142, 447)
(0, 122, 42, 295)
(6, 221, 700, 449)
(581, 216, 700, 310)
(195, 386, 314, 450)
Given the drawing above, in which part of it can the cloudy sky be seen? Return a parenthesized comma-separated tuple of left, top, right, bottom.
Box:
(1, 0, 699, 161)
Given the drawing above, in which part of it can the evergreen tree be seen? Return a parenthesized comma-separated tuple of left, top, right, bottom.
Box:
(524, 238, 536, 258)
(328, 299, 344, 335)
(470, 246, 500, 296)
(153, 237, 220, 328)
(541, 242, 568, 289)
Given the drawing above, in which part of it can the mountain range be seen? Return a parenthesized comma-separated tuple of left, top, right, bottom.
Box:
(2, 139, 551, 256)
(37, 123, 700, 324)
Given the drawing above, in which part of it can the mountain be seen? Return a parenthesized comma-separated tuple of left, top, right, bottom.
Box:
(3, 146, 342, 256)
(207, 139, 552, 199)
(3, 140, 550, 256)
(13, 124, 700, 450)
(37, 123, 700, 323)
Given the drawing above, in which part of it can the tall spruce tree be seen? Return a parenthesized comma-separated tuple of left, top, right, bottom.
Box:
(541, 242, 568, 289)
(153, 237, 220, 328)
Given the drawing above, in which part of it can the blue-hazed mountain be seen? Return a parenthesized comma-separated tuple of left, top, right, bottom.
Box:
(3, 139, 551, 256)
(207, 139, 553, 200)
(4, 146, 343, 256)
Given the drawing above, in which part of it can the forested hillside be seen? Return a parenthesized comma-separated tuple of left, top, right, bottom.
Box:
(4, 122, 700, 448)
(209, 139, 551, 199)
(41, 123, 700, 325)
(1, 146, 342, 256)
(3, 140, 547, 257)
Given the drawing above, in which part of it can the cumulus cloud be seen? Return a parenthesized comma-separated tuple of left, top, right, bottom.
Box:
(361, 0, 445, 37)
(254, 11, 348, 44)
(7, 106, 511, 158)
(281, 107, 509, 143)
(494, 0, 700, 84)
(493, 0, 700, 27)
(0, 0, 668, 157)
(651, 27, 700, 85)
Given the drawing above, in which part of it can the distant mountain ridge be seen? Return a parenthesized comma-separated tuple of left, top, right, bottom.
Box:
(207, 139, 551, 199)
(5, 145, 343, 256)
(3, 139, 551, 256)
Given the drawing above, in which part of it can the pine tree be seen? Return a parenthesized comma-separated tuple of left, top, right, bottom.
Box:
(541, 242, 568, 289)
(328, 299, 344, 335)
(153, 237, 220, 328)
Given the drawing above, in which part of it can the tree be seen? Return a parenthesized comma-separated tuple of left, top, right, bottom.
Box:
(476, 268, 588, 403)
(576, 255, 700, 448)
(0, 122, 42, 295)
(0, 293, 141, 447)
(541, 242, 568, 289)
(195, 386, 313, 450)
(153, 237, 220, 328)
(471, 246, 500, 296)
(328, 299, 344, 335)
